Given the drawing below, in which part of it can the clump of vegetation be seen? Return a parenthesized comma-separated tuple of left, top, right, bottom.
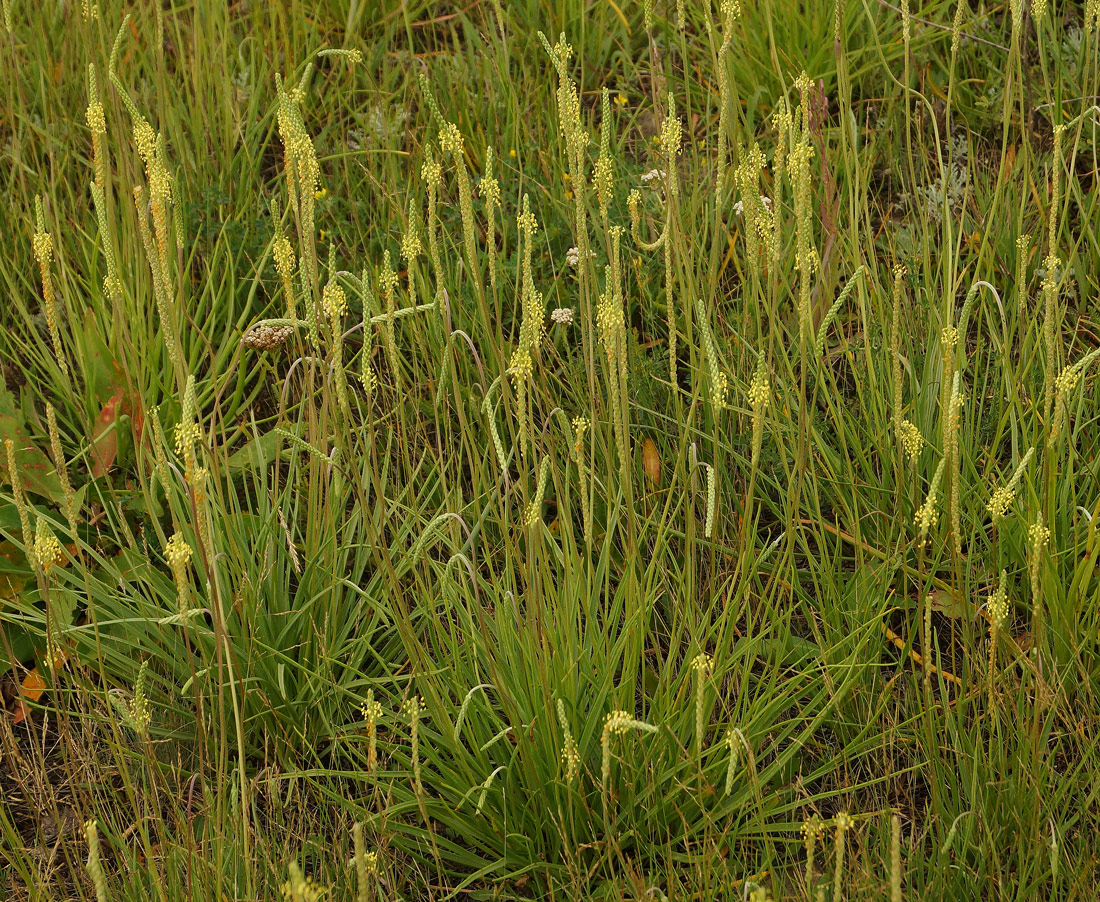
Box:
(2, 1, 1100, 899)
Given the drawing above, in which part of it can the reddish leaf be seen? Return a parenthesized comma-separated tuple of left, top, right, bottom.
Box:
(11, 668, 45, 725)
(90, 393, 123, 477)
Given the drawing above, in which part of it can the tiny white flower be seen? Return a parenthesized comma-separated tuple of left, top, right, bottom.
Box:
(735, 196, 771, 217)
(565, 247, 594, 267)
(641, 168, 666, 183)
(551, 307, 574, 325)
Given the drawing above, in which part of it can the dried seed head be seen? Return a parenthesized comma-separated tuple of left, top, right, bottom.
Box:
(244, 322, 294, 350)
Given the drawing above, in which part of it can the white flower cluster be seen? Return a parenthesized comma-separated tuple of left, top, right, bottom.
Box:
(565, 246, 595, 267)
(733, 195, 772, 216)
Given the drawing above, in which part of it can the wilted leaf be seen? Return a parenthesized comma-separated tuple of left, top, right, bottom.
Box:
(11, 667, 45, 725)
(642, 437, 661, 485)
(90, 392, 123, 477)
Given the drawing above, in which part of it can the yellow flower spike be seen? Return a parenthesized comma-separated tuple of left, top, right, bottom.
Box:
(322, 281, 348, 322)
(34, 517, 64, 573)
(400, 217, 422, 263)
(360, 689, 383, 770)
(403, 695, 423, 794)
(165, 532, 193, 613)
(915, 457, 947, 543)
(556, 699, 580, 783)
(480, 146, 501, 292)
(748, 358, 771, 467)
(833, 812, 854, 902)
(987, 447, 1034, 524)
(897, 419, 923, 462)
(593, 88, 614, 221)
(987, 569, 1010, 710)
(33, 197, 68, 383)
(801, 814, 826, 891)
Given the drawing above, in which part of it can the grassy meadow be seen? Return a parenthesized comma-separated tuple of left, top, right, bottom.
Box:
(3, 0, 1100, 898)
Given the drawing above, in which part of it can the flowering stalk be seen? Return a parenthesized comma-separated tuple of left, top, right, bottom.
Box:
(891, 265, 907, 434)
(480, 147, 501, 295)
(789, 88, 818, 341)
(601, 709, 657, 812)
(714, 2, 740, 199)
(422, 145, 444, 304)
(85, 819, 108, 902)
(597, 228, 630, 485)
(33, 198, 69, 384)
(915, 457, 946, 544)
(692, 296, 728, 410)
(747, 357, 770, 468)
(378, 251, 400, 386)
(987, 570, 1009, 711)
(801, 815, 825, 894)
(165, 532, 193, 613)
(46, 404, 78, 537)
(525, 456, 551, 529)
(404, 696, 422, 795)
(323, 278, 351, 419)
(691, 653, 712, 759)
(556, 699, 580, 783)
(353, 822, 377, 902)
(833, 813, 854, 902)
(571, 416, 591, 543)
(4, 439, 34, 561)
(593, 89, 614, 222)
(361, 690, 383, 771)
(987, 447, 1035, 524)
(944, 372, 965, 559)
(815, 266, 866, 358)
(1041, 255, 1060, 429)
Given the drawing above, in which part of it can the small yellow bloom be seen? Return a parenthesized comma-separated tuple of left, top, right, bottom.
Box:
(615, 93, 627, 106)
(313, 187, 327, 199)
(33, 517, 64, 572)
(508, 148, 517, 158)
